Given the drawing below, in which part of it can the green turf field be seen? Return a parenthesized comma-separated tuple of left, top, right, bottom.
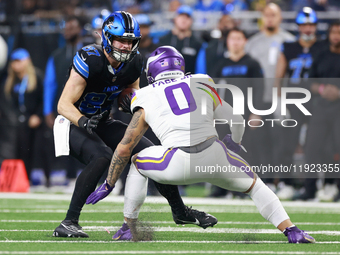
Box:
(0, 193, 339, 255)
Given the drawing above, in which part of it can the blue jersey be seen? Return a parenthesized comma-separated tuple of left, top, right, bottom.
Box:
(72, 44, 143, 117)
(282, 40, 327, 85)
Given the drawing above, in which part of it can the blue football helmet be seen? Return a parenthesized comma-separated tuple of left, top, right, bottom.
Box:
(102, 11, 141, 63)
(296, 7, 318, 25)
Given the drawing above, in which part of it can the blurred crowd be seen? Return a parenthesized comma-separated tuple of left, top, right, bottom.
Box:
(0, 0, 340, 201)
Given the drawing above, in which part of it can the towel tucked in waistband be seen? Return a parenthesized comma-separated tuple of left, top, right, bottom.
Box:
(53, 115, 71, 157)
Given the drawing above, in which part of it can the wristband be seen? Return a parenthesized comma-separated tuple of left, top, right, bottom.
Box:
(78, 116, 89, 128)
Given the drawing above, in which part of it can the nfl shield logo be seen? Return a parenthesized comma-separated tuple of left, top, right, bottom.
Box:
(174, 59, 180, 66)
(112, 76, 117, 82)
(59, 118, 65, 124)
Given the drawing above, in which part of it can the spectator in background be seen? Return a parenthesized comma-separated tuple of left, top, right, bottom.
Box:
(326, 0, 340, 10)
(134, 14, 158, 88)
(290, 0, 313, 11)
(43, 16, 84, 191)
(194, 0, 225, 11)
(251, 0, 290, 11)
(245, 3, 295, 190)
(168, 0, 182, 12)
(21, 0, 38, 15)
(89, 9, 110, 45)
(197, 10, 236, 75)
(112, 0, 156, 13)
(3, 48, 44, 183)
(223, 0, 249, 12)
(158, 5, 202, 74)
(311, 0, 340, 11)
(210, 28, 264, 197)
(82, 9, 111, 45)
(274, 7, 327, 200)
(296, 21, 340, 202)
(44, 16, 83, 132)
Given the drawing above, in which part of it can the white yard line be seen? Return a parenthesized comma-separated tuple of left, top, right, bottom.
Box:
(0, 240, 340, 244)
(1, 208, 340, 214)
(0, 227, 339, 235)
(1, 220, 340, 226)
(0, 250, 340, 255)
(1, 193, 340, 209)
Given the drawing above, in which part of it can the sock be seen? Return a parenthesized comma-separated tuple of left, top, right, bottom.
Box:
(123, 164, 148, 219)
(153, 181, 186, 216)
(65, 157, 110, 221)
(247, 178, 290, 227)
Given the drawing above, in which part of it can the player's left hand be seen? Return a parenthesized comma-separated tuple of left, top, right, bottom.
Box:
(86, 180, 114, 205)
(222, 134, 244, 153)
(119, 94, 133, 115)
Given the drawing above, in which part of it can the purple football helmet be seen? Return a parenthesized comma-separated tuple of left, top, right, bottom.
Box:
(146, 46, 185, 84)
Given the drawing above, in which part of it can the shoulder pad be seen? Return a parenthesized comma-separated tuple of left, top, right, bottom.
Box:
(73, 45, 104, 79)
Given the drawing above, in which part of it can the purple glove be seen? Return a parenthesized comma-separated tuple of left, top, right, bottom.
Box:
(222, 134, 241, 153)
(86, 180, 114, 205)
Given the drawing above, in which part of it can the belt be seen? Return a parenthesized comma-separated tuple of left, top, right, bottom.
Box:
(177, 136, 217, 153)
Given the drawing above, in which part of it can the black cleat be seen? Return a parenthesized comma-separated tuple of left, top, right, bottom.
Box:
(53, 220, 89, 238)
(172, 206, 218, 229)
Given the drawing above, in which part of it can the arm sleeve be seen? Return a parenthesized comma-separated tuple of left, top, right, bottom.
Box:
(43, 56, 57, 116)
(213, 99, 245, 143)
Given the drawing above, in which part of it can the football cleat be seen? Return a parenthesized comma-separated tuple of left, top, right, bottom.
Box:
(172, 206, 218, 229)
(283, 226, 315, 243)
(53, 220, 89, 238)
(112, 223, 133, 241)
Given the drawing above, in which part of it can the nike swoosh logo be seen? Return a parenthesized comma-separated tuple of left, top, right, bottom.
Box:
(81, 54, 86, 61)
(178, 218, 200, 225)
(304, 237, 316, 243)
(112, 235, 122, 240)
(61, 223, 85, 233)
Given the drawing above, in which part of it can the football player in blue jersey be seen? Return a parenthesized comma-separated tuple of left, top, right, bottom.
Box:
(52, 11, 217, 238)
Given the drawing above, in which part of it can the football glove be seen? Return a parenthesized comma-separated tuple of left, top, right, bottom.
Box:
(222, 134, 243, 153)
(78, 110, 108, 135)
(119, 94, 133, 115)
(86, 180, 114, 205)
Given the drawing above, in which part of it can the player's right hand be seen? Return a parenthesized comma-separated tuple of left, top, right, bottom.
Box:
(78, 110, 108, 134)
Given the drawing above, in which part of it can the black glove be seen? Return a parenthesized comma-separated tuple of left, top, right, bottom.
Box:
(78, 110, 108, 134)
(119, 94, 133, 115)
